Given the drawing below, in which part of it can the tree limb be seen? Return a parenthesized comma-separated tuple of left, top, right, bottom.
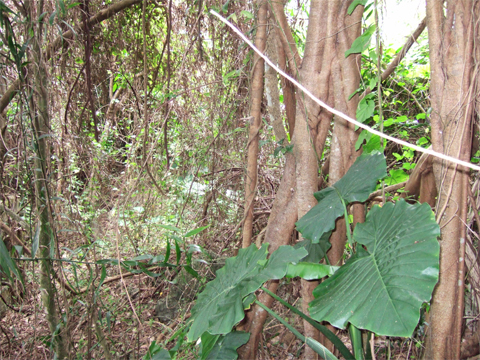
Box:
(362, 17, 427, 98)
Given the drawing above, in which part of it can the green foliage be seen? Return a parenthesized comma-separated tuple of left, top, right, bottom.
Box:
(309, 200, 440, 337)
(356, 94, 376, 125)
(294, 230, 332, 262)
(0, 0, 437, 357)
(0, 234, 23, 285)
(347, 0, 369, 15)
(296, 152, 387, 243)
(273, 139, 294, 157)
(187, 243, 307, 341)
(200, 332, 250, 360)
(240, 10, 253, 20)
(170, 152, 439, 357)
(384, 168, 409, 185)
(345, 25, 376, 57)
(286, 262, 338, 280)
(143, 341, 172, 359)
(0, 0, 27, 75)
(355, 131, 381, 153)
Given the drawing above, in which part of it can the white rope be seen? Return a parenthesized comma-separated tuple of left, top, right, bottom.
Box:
(210, 10, 480, 172)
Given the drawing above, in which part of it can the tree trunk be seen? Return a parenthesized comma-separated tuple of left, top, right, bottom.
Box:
(326, 1, 363, 268)
(269, 0, 298, 136)
(265, 31, 287, 144)
(239, 11, 299, 358)
(242, 0, 267, 249)
(240, 1, 365, 358)
(239, 153, 297, 359)
(26, 0, 68, 358)
(423, 1, 479, 359)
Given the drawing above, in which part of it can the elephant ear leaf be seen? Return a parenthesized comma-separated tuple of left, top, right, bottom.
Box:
(308, 200, 440, 337)
(334, 151, 387, 203)
(296, 152, 386, 243)
(295, 188, 344, 244)
(203, 332, 250, 360)
(187, 244, 306, 341)
(294, 231, 332, 263)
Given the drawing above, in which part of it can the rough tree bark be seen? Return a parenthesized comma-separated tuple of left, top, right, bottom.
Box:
(265, 33, 287, 144)
(239, 31, 297, 350)
(317, 2, 363, 352)
(270, 0, 299, 136)
(242, 0, 267, 249)
(423, 1, 479, 359)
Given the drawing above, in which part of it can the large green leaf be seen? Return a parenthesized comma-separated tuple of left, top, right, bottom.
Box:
(296, 152, 386, 243)
(334, 151, 387, 203)
(345, 25, 376, 57)
(143, 341, 171, 360)
(294, 231, 332, 262)
(204, 332, 250, 360)
(187, 244, 307, 341)
(356, 97, 375, 124)
(200, 332, 221, 360)
(295, 188, 345, 243)
(309, 200, 440, 337)
(261, 245, 309, 279)
(286, 263, 338, 280)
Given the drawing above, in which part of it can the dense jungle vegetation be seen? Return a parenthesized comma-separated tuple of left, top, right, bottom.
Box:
(0, 0, 479, 359)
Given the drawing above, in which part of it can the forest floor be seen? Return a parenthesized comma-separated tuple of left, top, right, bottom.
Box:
(0, 199, 431, 360)
(0, 268, 426, 359)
